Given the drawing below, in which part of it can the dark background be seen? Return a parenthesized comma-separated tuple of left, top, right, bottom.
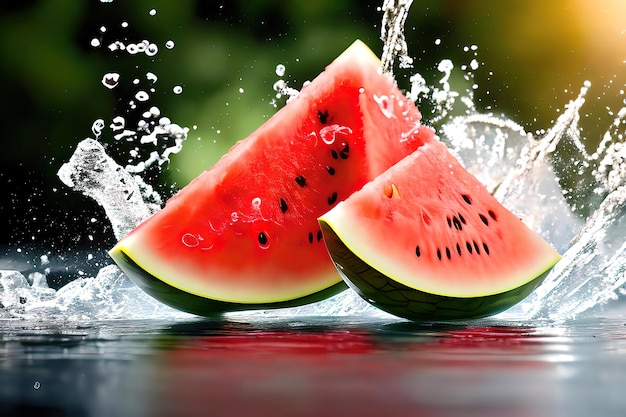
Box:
(1, 0, 625, 281)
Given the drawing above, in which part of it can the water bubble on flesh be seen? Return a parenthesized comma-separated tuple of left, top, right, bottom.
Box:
(165, 40, 175, 49)
(319, 125, 353, 145)
(373, 94, 395, 119)
(173, 85, 183, 94)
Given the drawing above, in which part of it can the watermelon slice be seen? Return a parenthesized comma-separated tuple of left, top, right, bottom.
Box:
(319, 140, 561, 320)
(109, 40, 435, 315)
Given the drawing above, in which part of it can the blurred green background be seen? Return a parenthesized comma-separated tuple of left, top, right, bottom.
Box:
(1, 0, 625, 264)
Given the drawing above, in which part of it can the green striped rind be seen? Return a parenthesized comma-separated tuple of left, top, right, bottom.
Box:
(112, 249, 347, 317)
(319, 222, 549, 321)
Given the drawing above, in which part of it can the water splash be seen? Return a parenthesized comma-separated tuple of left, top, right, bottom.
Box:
(4, 2, 626, 324)
(379, 0, 414, 74)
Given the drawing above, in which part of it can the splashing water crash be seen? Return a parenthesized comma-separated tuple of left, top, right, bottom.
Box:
(109, 40, 436, 315)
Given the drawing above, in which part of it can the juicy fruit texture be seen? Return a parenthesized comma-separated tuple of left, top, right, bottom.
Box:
(319, 140, 561, 321)
(109, 40, 435, 315)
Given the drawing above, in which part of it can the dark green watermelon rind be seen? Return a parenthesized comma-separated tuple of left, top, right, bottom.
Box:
(112, 249, 348, 317)
(319, 222, 551, 321)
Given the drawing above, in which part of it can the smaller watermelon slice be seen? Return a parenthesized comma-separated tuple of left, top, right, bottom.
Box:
(109, 40, 435, 315)
(318, 140, 561, 320)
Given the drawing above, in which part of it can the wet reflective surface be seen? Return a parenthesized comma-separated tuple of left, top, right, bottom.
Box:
(2, 315, 626, 417)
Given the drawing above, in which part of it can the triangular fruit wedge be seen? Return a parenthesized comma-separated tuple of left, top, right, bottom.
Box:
(109, 40, 435, 315)
(319, 140, 561, 321)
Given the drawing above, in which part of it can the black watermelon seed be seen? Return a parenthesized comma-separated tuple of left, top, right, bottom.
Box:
(456, 243, 462, 256)
(339, 144, 350, 159)
(445, 247, 451, 260)
(473, 241, 481, 254)
(280, 198, 288, 213)
(258, 232, 269, 246)
(458, 213, 466, 224)
(327, 192, 338, 205)
(483, 243, 490, 255)
(415, 245, 421, 257)
(317, 230, 323, 242)
(317, 109, 329, 124)
(488, 210, 497, 221)
(437, 249, 442, 260)
(462, 194, 472, 204)
(295, 175, 307, 187)
(446, 216, 452, 228)
(452, 216, 462, 231)
(479, 214, 489, 226)
(308, 232, 314, 244)
(466, 242, 473, 254)
(331, 150, 339, 159)
(326, 166, 336, 175)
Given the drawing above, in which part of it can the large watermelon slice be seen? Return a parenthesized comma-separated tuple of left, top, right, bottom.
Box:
(109, 40, 435, 315)
(319, 140, 561, 320)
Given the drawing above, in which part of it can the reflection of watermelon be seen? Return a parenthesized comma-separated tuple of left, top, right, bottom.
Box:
(319, 140, 561, 320)
(109, 40, 435, 315)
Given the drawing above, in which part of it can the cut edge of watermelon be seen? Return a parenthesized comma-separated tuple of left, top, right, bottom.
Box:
(109, 235, 347, 305)
(317, 141, 562, 299)
(319, 214, 559, 300)
(318, 220, 552, 320)
(109, 245, 347, 314)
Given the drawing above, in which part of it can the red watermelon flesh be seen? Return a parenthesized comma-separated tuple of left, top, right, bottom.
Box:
(109, 40, 435, 313)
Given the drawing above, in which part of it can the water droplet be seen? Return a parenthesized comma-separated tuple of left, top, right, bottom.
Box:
(101, 72, 120, 89)
(100, 26, 107, 33)
(127, 43, 139, 55)
(373, 94, 395, 118)
(91, 38, 101, 48)
(145, 43, 158, 57)
(149, 8, 157, 16)
(173, 85, 183, 94)
(231, 212, 239, 223)
(165, 40, 175, 49)
(149, 106, 160, 118)
(91, 119, 105, 138)
(181, 233, 200, 248)
(275, 64, 286, 77)
(319, 125, 353, 145)
(146, 72, 158, 83)
(34, 381, 40, 390)
(251, 197, 262, 209)
(110, 116, 125, 132)
(239, 87, 244, 93)
(121, 21, 129, 28)
(135, 91, 149, 102)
